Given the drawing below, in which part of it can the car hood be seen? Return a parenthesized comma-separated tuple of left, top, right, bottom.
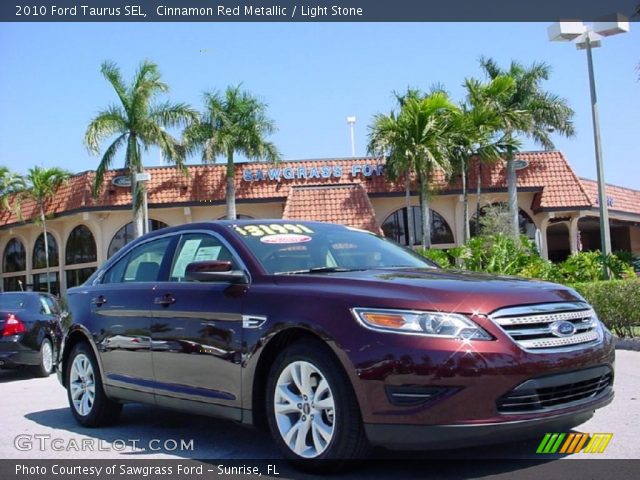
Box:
(272, 268, 585, 315)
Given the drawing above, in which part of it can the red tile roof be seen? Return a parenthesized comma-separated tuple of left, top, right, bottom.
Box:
(1, 151, 637, 229)
(283, 184, 381, 233)
(580, 178, 640, 216)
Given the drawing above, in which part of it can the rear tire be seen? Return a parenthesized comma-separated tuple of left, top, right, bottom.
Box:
(31, 338, 54, 378)
(66, 342, 122, 427)
(266, 341, 370, 471)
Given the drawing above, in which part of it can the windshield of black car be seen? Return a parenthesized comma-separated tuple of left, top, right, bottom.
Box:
(229, 223, 437, 274)
(0, 293, 29, 310)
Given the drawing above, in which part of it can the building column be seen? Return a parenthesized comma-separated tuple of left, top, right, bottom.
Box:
(569, 216, 581, 254)
(87, 213, 105, 266)
(454, 195, 465, 247)
(539, 217, 550, 260)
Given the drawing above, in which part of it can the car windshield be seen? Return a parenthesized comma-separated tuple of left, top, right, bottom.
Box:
(0, 293, 29, 310)
(229, 222, 437, 274)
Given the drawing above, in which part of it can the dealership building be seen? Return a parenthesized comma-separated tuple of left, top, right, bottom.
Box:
(1, 150, 639, 295)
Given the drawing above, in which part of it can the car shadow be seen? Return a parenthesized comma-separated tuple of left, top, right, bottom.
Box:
(24, 403, 574, 479)
(0, 368, 39, 383)
(25, 404, 280, 458)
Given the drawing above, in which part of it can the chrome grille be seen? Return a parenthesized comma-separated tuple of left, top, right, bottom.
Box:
(489, 302, 600, 351)
(497, 366, 613, 413)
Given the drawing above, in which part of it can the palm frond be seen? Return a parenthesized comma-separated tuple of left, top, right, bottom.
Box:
(84, 105, 128, 153)
(100, 61, 131, 115)
(148, 101, 199, 129)
(92, 133, 127, 197)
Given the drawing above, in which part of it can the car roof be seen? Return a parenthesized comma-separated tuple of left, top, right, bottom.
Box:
(142, 219, 346, 238)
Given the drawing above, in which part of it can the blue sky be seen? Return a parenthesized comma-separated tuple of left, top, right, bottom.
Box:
(1, 22, 638, 188)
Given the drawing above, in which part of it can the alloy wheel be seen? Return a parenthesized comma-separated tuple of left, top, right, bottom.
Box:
(41, 340, 53, 373)
(273, 360, 336, 458)
(69, 353, 96, 416)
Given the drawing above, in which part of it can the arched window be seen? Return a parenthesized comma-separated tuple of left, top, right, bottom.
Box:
(382, 207, 454, 246)
(2, 238, 27, 292)
(107, 220, 168, 258)
(33, 233, 59, 269)
(469, 203, 536, 239)
(3, 238, 26, 273)
(66, 225, 97, 265)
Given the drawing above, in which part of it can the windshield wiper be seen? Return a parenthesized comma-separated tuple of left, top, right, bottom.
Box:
(279, 267, 364, 275)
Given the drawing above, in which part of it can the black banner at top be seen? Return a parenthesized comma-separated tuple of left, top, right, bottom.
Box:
(2, 0, 640, 22)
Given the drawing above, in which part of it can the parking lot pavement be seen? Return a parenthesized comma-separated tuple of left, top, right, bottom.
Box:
(0, 351, 637, 475)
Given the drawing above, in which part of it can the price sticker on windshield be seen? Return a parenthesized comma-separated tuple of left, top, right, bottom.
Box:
(260, 234, 312, 244)
(233, 223, 314, 237)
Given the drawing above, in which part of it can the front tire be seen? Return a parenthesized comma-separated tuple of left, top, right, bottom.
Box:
(266, 341, 370, 469)
(66, 342, 122, 427)
(31, 338, 54, 377)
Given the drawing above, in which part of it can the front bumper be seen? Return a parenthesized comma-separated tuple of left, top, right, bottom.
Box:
(364, 408, 610, 450)
(343, 318, 615, 428)
(365, 389, 612, 449)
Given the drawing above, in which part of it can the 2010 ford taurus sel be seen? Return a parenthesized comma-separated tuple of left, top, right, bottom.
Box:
(58, 220, 614, 464)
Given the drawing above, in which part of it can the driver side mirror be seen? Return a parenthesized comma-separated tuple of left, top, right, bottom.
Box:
(185, 260, 249, 284)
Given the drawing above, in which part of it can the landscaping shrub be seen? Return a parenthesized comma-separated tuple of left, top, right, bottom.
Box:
(572, 279, 640, 338)
(416, 247, 453, 268)
(556, 251, 635, 283)
(448, 234, 541, 275)
(418, 234, 634, 283)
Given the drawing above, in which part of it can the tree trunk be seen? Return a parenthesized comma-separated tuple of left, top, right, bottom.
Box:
(130, 137, 145, 239)
(476, 161, 482, 235)
(405, 173, 414, 247)
(506, 153, 519, 240)
(462, 158, 470, 243)
(419, 172, 431, 249)
(226, 151, 236, 220)
(40, 205, 51, 294)
(132, 172, 145, 239)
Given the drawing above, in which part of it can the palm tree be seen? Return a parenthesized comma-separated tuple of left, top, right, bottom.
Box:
(85, 60, 197, 238)
(451, 75, 522, 242)
(0, 166, 26, 214)
(369, 91, 457, 248)
(184, 85, 280, 220)
(478, 57, 575, 238)
(22, 167, 71, 293)
(369, 111, 416, 247)
(368, 90, 422, 247)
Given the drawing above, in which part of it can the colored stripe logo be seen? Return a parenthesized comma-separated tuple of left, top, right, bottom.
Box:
(537, 433, 612, 454)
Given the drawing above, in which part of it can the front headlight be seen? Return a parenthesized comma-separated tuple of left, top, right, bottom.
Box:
(351, 308, 492, 340)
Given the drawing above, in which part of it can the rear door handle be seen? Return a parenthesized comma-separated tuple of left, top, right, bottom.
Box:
(91, 295, 107, 306)
(154, 294, 175, 306)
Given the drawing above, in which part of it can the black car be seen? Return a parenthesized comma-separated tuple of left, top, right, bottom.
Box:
(0, 292, 64, 377)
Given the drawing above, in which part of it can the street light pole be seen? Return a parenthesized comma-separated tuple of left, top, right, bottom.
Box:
(347, 116, 356, 157)
(584, 35, 612, 259)
(134, 172, 151, 236)
(548, 18, 629, 277)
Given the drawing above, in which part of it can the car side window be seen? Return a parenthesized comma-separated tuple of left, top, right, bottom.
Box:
(39, 296, 53, 315)
(169, 233, 236, 282)
(43, 296, 59, 315)
(102, 237, 171, 284)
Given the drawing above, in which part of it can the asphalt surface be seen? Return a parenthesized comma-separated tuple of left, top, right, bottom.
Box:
(0, 350, 638, 478)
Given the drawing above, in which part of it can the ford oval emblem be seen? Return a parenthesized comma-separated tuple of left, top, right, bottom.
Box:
(112, 175, 132, 188)
(550, 320, 576, 338)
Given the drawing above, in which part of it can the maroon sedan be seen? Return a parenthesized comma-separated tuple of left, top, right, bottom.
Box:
(58, 221, 614, 464)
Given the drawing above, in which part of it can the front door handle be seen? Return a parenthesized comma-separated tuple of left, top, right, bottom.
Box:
(91, 295, 107, 306)
(154, 294, 175, 306)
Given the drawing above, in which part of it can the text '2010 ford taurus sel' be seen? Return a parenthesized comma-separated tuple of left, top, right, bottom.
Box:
(58, 221, 614, 465)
